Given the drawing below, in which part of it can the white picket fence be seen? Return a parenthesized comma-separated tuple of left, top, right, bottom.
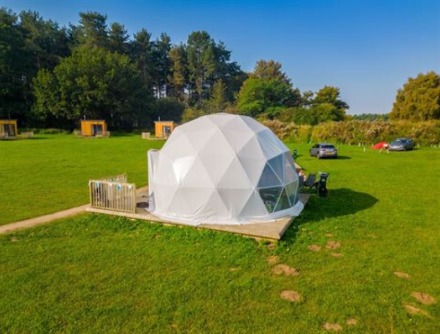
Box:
(89, 174, 137, 213)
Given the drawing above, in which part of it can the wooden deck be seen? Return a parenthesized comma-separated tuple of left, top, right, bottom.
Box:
(87, 189, 310, 241)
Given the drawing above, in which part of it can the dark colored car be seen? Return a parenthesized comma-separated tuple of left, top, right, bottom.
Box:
(310, 143, 338, 159)
(388, 138, 415, 151)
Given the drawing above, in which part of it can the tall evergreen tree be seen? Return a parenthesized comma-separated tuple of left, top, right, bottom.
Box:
(168, 45, 187, 101)
(205, 79, 228, 114)
(72, 12, 108, 49)
(252, 60, 291, 84)
(151, 33, 171, 97)
(108, 22, 129, 54)
(0, 8, 30, 120)
(186, 31, 243, 106)
(130, 28, 154, 91)
(19, 11, 70, 71)
(186, 31, 216, 104)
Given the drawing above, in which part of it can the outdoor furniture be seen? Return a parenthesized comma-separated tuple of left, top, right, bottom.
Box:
(317, 172, 329, 197)
(301, 173, 316, 192)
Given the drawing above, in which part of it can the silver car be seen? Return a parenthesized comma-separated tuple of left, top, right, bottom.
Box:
(388, 138, 415, 151)
(310, 143, 338, 159)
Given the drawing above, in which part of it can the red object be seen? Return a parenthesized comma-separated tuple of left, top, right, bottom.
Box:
(372, 141, 389, 149)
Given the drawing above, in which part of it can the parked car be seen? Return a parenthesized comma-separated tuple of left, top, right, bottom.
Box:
(388, 138, 415, 151)
(310, 143, 338, 159)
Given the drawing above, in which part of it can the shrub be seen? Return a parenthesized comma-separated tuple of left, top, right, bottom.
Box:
(35, 128, 71, 135)
(263, 119, 440, 146)
(261, 120, 312, 142)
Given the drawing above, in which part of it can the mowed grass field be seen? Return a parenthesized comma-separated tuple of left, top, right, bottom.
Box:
(0, 134, 164, 225)
(0, 135, 439, 333)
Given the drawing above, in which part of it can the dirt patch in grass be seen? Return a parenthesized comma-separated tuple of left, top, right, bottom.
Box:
(308, 244, 321, 252)
(411, 292, 437, 305)
(394, 271, 410, 279)
(323, 323, 343, 332)
(229, 267, 241, 272)
(331, 252, 343, 258)
(326, 241, 341, 249)
(346, 318, 358, 326)
(267, 255, 280, 266)
(280, 290, 302, 303)
(325, 233, 334, 237)
(404, 304, 432, 318)
(272, 264, 300, 277)
(266, 243, 276, 251)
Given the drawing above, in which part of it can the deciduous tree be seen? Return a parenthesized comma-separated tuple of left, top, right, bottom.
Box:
(313, 85, 348, 111)
(237, 77, 300, 117)
(390, 71, 440, 121)
(33, 46, 152, 129)
(237, 60, 300, 118)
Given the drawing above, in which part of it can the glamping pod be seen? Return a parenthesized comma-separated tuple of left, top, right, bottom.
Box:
(154, 121, 176, 138)
(0, 120, 18, 138)
(81, 120, 108, 137)
(147, 113, 303, 225)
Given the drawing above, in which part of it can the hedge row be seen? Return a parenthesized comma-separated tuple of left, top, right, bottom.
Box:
(262, 120, 440, 146)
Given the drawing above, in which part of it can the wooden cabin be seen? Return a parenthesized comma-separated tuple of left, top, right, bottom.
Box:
(0, 120, 18, 138)
(154, 121, 176, 138)
(81, 120, 108, 137)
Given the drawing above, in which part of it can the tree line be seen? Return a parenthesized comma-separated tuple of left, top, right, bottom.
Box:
(1, 8, 439, 131)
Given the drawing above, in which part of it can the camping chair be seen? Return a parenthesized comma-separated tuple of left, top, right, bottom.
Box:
(300, 173, 316, 193)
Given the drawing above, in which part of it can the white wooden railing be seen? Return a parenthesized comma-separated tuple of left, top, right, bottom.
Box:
(89, 174, 136, 213)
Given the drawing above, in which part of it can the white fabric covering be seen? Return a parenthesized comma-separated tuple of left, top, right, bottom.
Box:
(148, 113, 302, 225)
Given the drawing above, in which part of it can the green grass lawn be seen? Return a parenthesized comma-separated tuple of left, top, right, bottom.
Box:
(1, 138, 439, 333)
(0, 134, 164, 225)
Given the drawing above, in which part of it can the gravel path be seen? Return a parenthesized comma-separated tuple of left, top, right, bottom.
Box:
(0, 186, 149, 235)
(0, 204, 90, 235)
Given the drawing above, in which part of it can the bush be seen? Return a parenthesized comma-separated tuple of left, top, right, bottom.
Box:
(262, 119, 440, 146)
(27, 128, 71, 135)
(261, 120, 312, 142)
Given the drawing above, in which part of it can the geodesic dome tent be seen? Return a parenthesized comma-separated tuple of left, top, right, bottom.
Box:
(147, 113, 303, 225)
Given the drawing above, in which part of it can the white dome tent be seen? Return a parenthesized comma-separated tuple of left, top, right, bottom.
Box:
(147, 113, 303, 225)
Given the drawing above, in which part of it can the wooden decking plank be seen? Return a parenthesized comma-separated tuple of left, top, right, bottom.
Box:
(87, 193, 310, 241)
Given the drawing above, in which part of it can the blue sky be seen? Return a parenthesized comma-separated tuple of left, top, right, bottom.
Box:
(2, 0, 440, 114)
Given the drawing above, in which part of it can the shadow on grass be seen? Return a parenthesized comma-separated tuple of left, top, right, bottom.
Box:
(24, 136, 49, 140)
(108, 131, 141, 137)
(1, 137, 48, 141)
(335, 155, 351, 160)
(282, 188, 378, 242)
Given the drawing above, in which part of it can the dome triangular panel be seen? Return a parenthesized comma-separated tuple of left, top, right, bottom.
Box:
(239, 191, 268, 218)
(218, 188, 253, 218)
(180, 156, 215, 189)
(257, 163, 282, 188)
(218, 156, 253, 189)
(257, 129, 287, 160)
